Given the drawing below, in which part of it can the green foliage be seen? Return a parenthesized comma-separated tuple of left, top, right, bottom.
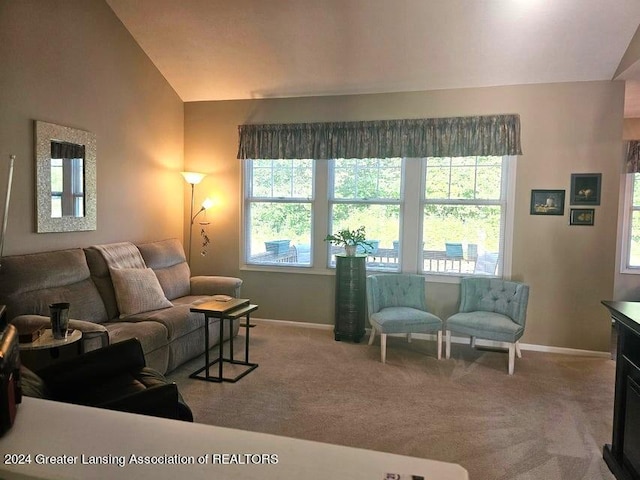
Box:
(252, 203, 310, 236)
(324, 226, 372, 250)
(248, 156, 505, 255)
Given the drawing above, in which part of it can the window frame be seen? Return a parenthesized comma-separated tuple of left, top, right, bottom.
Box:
(621, 173, 640, 273)
(242, 159, 316, 269)
(418, 156, 513, 280)
(50, 157, 85, 218)
(241, 156, 515, 281)
(327, 158, 404, 271)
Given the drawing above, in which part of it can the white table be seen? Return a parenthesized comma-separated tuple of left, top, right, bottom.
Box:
(18, 329, 83, 371)
(0, 398, 468, 480)
(18, 329, 82, 351)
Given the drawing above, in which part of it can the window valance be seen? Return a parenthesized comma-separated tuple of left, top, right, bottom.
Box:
(237, 114, 522, 160)
(627, 140, 640, 173)
(51, 140, 85, 159)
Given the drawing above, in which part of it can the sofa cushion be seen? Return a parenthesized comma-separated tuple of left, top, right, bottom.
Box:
(110, 268, 173, 318)
(84, 246, 120, 320)
(103, 320, 169, 373)
(0, 248, 109, 323)
(124, 303, 206, 341)
(103, 321, 168, 353)
(137, 239, 191, 300)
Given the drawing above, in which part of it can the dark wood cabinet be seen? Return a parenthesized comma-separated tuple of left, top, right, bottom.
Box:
(602, 301, 640, 480)
(334, 255, 366, 343)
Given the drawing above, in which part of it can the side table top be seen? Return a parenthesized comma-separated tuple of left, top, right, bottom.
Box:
(19, 328, 82, 351)
(191, 298, 250, 314)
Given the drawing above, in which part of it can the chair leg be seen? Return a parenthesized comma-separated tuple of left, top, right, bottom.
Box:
(470, 336, 476, 348)
(508, 343, 515, 375)
(381, 334, 387, 364)
(436, 330, 442, 360)
(368, 327, 376, 346)
(515, 341, 522, 358)
(407, 333, 412, 343)
(445, 330, 451, 359)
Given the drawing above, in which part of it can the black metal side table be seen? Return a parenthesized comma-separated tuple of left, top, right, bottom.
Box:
(190, 299, 259, 383)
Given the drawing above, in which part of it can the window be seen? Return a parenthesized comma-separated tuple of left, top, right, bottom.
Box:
(243, 156, 513, 277)
(50, 157, 84, 218)
(328, 158, 403, 270)
(244, 159, 314, 266)
(622, 173, 640, 271)
(421, 156, 508, 276)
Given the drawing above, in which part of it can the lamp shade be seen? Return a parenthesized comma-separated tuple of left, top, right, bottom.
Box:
(201, 198, 213, 210)
(181, 171, 206, 185)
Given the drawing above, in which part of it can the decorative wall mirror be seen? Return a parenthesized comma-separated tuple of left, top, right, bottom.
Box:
(35, 121, 97, 233)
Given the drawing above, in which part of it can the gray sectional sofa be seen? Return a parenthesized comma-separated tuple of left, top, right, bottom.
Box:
(0, 238, 242, 374)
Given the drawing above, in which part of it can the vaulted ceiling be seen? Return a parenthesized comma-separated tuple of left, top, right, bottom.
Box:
(107, 0, 640, 115)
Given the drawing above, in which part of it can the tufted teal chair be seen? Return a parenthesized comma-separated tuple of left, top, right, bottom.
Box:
(366, 274, 443, 363)
(445, 277, 530, 375)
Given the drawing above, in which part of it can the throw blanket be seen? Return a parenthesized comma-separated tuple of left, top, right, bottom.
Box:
(93, 242, 147, 269)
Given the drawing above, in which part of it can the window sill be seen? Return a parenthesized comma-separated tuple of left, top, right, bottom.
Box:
(240, 264, 499, 284)
(240, 264, 335, 276)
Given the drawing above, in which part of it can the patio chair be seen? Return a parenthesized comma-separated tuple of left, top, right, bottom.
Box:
(366, 274, 443, 363)
(473, 252, 499, 276)
(445, 242, 464, 272)
(445, 277, 529, 375)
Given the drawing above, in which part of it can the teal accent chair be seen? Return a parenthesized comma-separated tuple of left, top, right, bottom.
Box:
(445, 277, 530, 375)
(366, 274, 443, 363)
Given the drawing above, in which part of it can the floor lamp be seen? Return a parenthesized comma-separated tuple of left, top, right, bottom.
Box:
(181, 171, 207, 265)
(0, 155, 15, 271)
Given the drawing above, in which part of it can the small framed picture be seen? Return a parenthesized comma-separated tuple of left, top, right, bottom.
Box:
(570, 173, 601, 205)
(570, 208, 595, 226)
(530, 190, 565, 215)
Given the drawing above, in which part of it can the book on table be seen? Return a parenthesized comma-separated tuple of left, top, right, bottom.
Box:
(17, 325, 45, 343)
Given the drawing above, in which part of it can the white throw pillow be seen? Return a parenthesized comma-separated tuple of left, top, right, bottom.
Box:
(110, 267, 173, 318)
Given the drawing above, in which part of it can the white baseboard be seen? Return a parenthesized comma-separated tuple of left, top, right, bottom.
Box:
(251, 317, 612, 359)
(253, 317, 334, 330)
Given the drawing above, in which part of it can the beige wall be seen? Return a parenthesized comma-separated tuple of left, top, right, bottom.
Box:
(186, 81, 625, 352)
(0, 0, 184, 255)
(0, 1, 624, 353)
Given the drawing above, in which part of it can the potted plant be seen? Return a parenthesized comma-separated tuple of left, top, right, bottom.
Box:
(324, 226, 373, 256)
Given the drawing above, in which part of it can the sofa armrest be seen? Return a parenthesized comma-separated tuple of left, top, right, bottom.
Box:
(11, 314, 109, 353)
(190, 276, 242, 297)
(36, 338, 146, 388)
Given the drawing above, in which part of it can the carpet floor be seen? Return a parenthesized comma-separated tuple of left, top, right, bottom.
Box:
(167, 322, 616, 480)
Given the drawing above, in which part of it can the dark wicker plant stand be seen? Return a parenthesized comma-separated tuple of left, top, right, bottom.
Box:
(334, 254, 366, 343)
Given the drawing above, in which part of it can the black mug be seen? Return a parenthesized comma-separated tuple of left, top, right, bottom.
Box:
(49, 302, 70, 340)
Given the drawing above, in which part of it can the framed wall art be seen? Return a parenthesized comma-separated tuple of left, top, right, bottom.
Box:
(569, 208, 595, 226)
(570, 173, 601, 205)
(530, 189, 565, 215)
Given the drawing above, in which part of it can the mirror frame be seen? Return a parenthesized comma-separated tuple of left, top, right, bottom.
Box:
(35, 121, 97, 233)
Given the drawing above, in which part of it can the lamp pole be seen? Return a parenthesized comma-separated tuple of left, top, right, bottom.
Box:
(187, 182, 196, 265)
(0, 155, 15, 270)
(181, 171, 206, 267)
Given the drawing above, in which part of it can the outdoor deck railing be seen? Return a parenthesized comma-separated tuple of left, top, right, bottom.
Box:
(249, 244, 483, 274)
